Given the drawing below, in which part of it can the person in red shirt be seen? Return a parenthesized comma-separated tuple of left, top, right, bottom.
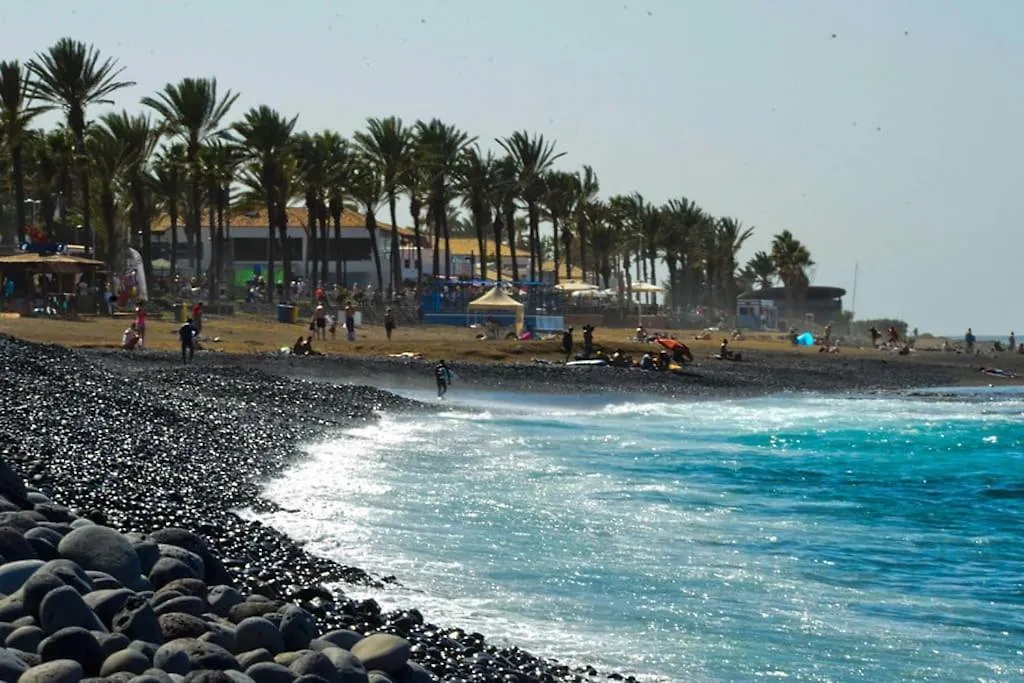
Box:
(192, 302, 203, 335)
(133, 305, 147, 346)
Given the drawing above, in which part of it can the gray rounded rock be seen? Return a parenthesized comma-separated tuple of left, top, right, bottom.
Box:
(95, 631, 132, 657)
(245, 662, 297, 683)
(288, 652, 341, 682)
(154, 596, 207, 619)
(38, 626, 105, 676)
(206, 587, 243, 619)
(349, 635, 409, 676)
(398, 661, 434, 683)
(0, 459, 30, 508)
(277, 606, 316, 652)
(132, 671, 175, 683)
(100, 648, 151, 677)
(0, 526, 37, 561)
(57, 526, 140, 588)
(149, 559, 198, 589)
(158, 613, 210, 641)
(16, 658, 83, 683)
(366, 673, 393, 683)
(7, 624, 44, 651)
(131, 539, 160, 576)
(157, 579, 207, 600)
(0, 646, 29, 680)
(111, 596, 163, 644)
(197, 623, 235, 652)
(0, 559, 46, 594)
(40, 560, 93, 595)
(20, 571, 70, 620)
(318, 648, 367, 683)
(154, 638, 239, 674)
(38, 586, 106, 634)
(235, 649, 272, 670)
(309, 630, 363, 653)
(84, 588, 135, 629)
(156, 546, 205, 580)
(233, 617, 284, 656)
(227, 601, 284, 625)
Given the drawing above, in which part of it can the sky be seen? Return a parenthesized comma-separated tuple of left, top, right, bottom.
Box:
(3, 0, 1022, 334)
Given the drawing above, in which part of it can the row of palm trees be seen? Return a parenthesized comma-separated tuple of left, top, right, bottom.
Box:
(0, 37, 816, 311)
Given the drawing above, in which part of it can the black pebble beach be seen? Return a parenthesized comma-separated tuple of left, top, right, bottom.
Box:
(0, 335, 625, 683)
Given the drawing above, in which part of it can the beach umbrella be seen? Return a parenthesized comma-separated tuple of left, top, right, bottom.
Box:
(555, 280, 598, 292)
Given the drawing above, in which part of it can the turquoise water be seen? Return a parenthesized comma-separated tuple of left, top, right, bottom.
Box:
(251, 388, 1024, 682)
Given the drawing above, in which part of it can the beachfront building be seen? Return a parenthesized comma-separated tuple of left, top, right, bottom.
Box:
(738, 285, 846, 329)
(151, 207, 423, 289)
(432, 237, 585, 283)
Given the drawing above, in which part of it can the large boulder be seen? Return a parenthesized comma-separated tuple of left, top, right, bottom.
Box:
(147, 529, 229, 585)
(38, 586, 107, 634)
(0, 559, 45, 594)
(288, 651, 343, 682)
(38, 626, 105, 676)
(277, 606, 317, 652)
(319, 647, 368, 683)
(0, 458, 30, 508)
(57, 526, 141, 588)
(0, 646, 29, 680)
(154, 638, 239, 674)
(158, 613, 210, 641)
(156, 546, 204, 580)
(154, 596, 207, 619)
(245, 661, 297, 683)
(84, 588, 135, 629)
(310, 631, 363, 653)
(99, 648, 151, 677)
(349, 635, 410, 676)
(233, 617, 284, 656)
(111, 595, 163, 644)
(149, 558, 198, 589)
(6, 624, 44, 651)
(207, 586, 243, 618)
(0, 527, 37, 561)
(16, 658, 83, 683)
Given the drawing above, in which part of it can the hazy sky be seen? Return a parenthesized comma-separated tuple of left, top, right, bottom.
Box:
(4, 0, 1022, 334)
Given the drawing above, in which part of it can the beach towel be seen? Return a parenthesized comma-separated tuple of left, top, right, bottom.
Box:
(797, 332, 815, 346)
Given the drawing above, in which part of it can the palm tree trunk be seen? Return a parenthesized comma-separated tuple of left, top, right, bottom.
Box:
(474, 209, 488, 282)
(318, 206, 329, 286)
(207, 201, 217, 302)
(551, 215, 560, 285)
(12, 145, 27, 246)
(410, 201, 423, 283)
(72, 124, 94, 256)
(216, 189, 226, 301)
(134, 180, 153, 294)
(492, 214, 503, 282)
(169, 209, 179, 277)
(278, 206, 292, 303)
(265, 196, 276, 305)
(441, 205, 452, 281)
(578, 217, 589, 282)
(305, 196, 317, 287)
(426, 205, 438, 279)
(527, 202, 538, 282)
(366, 214, 384, 292)
(191, 175, 202, 277)
(100, 189, 116, 266)
(389, 192, 401, 296)
(505, 206, 519, 283)
(331, 203, 342, 285)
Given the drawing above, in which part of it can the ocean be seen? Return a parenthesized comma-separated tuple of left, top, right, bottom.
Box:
(249, 387, 1024, 682)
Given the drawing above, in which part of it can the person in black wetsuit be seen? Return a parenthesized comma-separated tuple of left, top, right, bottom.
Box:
(179, 317, 198, 364)
(435, 360, 452, 398)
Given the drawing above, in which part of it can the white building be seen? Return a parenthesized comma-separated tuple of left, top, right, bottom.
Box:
(152, 207, 425, 287)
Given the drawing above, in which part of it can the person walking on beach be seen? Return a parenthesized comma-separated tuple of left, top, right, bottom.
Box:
(1009, 331, 1015, 353)
(582, 324, 595, 358)
(384, 307, 396, 341)
(562, 327, 574, 362)
(179, 317, 198, 364)
(313, 303, 327, 340)
(965, 328, 976, 354)
(344, 302, 356, 341)
(435, 360, 453, 399)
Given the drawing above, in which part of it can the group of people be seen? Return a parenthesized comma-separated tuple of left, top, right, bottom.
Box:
(307, 301, 392, 343)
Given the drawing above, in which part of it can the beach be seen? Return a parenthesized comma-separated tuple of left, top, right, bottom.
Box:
(0, 323, 1022, 680)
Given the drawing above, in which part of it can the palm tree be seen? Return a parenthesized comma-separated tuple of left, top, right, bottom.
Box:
(715, 217, 754, 313)
(142, 77, 238, 276)
(571, 165, 599, 282)
(151, 143, 186, 275)
(744, 250, 777, 291)
(85, 125, 127, 265)
(28, 39, 134, 256)
(0, 61, 51, 245)
(539, 170, 574, 284)
(497, 131, 564, 282)
(323, 134, 352, 284)
(415, 119, 475, 281)
(354, 117, 412, 295)
(770, 230, 814, 318)
(233, 105, 297, 303)
(493, 155, 520, 282)
(98, 111, 160, 282)
(294, 131, 328, 288)
(457, 145, 496, 281)
(661, 197, 708, 308)
(24, 129, 67, 239)
(348, 153, 386, 293)
(199, 139, 240, 301)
